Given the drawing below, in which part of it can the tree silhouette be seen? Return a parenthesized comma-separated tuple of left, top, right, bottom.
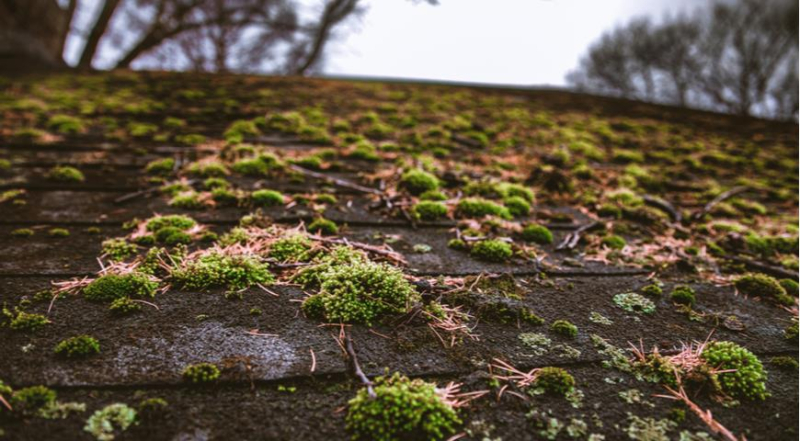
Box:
(568, 0, 798, 120)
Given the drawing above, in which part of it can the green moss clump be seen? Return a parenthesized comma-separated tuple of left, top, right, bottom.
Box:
(11, 385, 56, 415)
(169, 192, 203, 209)
(48, 228, 70, 237)
(470, 239, 513, 262)
(412, 201, 448, 221)
(734, 273, 792, 305)
(83, 403, 137, 441)
(521, 224, 553, 245)
(232, 158, 267, 176)
(145, 157, 175, 175)
(47, 114, 84, 134)
(175, 134, 206, 145)
(155, 226, 192, 245)
(224, 120, 260, 143)
(109, 297, 141, 315)
(83, 273, 158, 302)
(534, 367, 575, 396)
(203, 177, 229, 190)
(601, 235, 627, 250)
(399, 169, 439, 195)
(182, 363, 220, 383)
(770, 356, 798, 370)
(146, 214, 196, 232)
(613, 292, 656, 314)
(54, 335, 100, 358)
(11, 228, 34, 238)
(308, 218, 338, 235)
(701, 341, 768, 400)
(315, 193, 337, 204)
(291, 154, 324, 170)
(211, 187, 238, 206)
(456, 198, 511, 220)
(293, 246, 366, 288)
(503, 196, 531, 217)
(346, 372, 461, 441)
(779, 279, 798, 297)
(251, 189, 284, 207)
(102, 238, 137, 261)
(171, 252, 274, 291)
(670, 285, 696, 306)
(641, 283, 663, 297)
(785, 319, 798, 341)
(268, 234, 313, 262)
(9, 310, 50, 332)
(313, 261, 419, 324)
(47, 165, 85, 182)
(499, 183, 535, 203)
(187, 161, 229, 177)
(300, 293, 326, 319)
(419, 190, 446, 201)
(550, 320, 578, 338)
(447, 238, 468, 250)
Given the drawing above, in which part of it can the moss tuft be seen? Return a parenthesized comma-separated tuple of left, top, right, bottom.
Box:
(470, 239, 513, 262)
(308, 218, 338, 235)
(456, 198, 511, 219)
(109, 297, 142, 315)
(550, 320, 578, 338)
(47, 165, 85, 182)
(412, 201, 448, 221)
(48, 228, 70, 237)
(145, 157, 175, 175)
(8, 310, 50, 332)
(293, 246, 366, 288)
(641, 283, 663, 297)
(601, 235, 627, 250)
(11, 228, 34, 238)
(268, 234, 313, 262)
(313, 260, 419, 324)
(54, 335, 100, 358)
(251, 189, 284, 207)
(734, 273, 792, 305)
(503, 196, 531, 217)
(779, 278, 799, 297)
(399, 169, 439, 195)
(534, 367, 575, 396)
(701, 341, 768, 400)
(346, 372, 460, 441)
(84, 403, 137, 440)
(102, 238, 137, 261)
(182, 363, 220, 383)
(84, 273, 158, 302)
(146, 214, 196, 232)
(670, 285, 696, 306)
(11, 386, 57, 415)
(171, 252, 273, 292)
(521, 224, 553, 245)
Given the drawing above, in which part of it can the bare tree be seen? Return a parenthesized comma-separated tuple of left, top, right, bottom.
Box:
(568, 0, 798, 120)
(1, 0, 434, 75)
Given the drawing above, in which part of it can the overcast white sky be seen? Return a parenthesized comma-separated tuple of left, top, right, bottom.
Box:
(323, 0, 702, 86)
(65, 0, 704, 86)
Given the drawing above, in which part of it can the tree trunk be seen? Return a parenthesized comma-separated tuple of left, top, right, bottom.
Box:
(78, 0, 122, 70)
(0, 0, 72, 70)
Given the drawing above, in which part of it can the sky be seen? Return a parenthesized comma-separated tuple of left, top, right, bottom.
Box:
(64, 0, 703, 87)
(323, 0, 702, 87)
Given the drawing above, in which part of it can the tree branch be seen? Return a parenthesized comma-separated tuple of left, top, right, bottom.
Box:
(77, 0, 121, 69)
